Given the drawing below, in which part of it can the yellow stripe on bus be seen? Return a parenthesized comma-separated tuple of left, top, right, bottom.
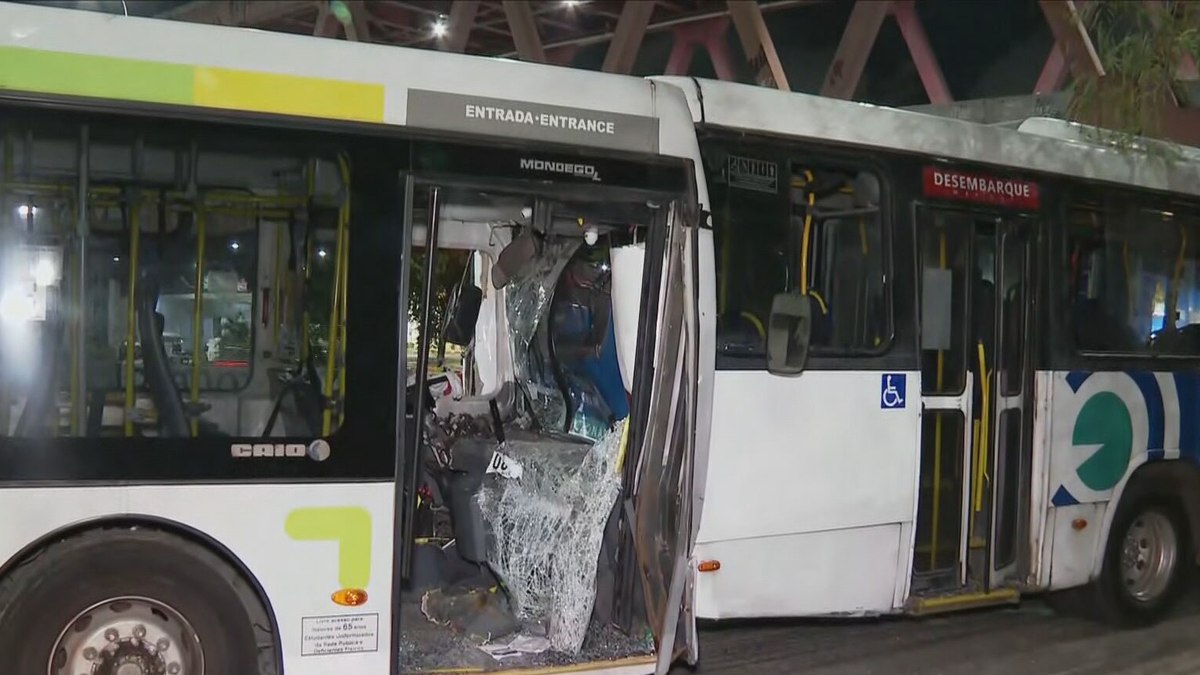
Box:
(193, 66, 385, 123)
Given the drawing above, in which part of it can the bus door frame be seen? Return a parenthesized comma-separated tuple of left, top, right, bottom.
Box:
(915, 203, 1037, 591)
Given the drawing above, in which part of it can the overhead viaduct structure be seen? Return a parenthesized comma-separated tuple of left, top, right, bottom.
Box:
(38, 0, 1200, 142)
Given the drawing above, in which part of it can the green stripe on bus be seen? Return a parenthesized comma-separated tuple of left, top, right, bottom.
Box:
(0, 46, 193, 106)
(285, 506, 372, 589)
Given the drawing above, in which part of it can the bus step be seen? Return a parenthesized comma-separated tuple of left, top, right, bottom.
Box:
(906, 588, 1020, 616)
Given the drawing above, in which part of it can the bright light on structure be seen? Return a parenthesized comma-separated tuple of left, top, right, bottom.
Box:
(432, 18, 448, 38)
(16, 204, 37, 218)
(0, 287, 34, 324)
(230, 240, 240, 251)
(563, 0, 580, 7)
(317, 248, 328, 259)
(33, 258, 58, 287)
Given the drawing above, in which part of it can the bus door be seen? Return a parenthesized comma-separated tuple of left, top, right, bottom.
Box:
(913, 206, 1034, 604)
(397, 142, 701, 671)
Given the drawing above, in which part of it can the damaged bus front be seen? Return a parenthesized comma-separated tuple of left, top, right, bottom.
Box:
(395, 132, 706, 673)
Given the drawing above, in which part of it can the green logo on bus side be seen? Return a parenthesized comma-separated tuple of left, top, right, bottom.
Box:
(1072, 391, 1134, 492)
(285, 507, 372, 588)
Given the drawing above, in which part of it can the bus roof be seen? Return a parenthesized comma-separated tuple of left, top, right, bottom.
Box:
(0, 3, 696, 161)
(655, 76, 1200, 199)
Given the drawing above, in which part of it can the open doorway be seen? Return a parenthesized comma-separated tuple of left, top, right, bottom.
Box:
(398, 175, 693, 673)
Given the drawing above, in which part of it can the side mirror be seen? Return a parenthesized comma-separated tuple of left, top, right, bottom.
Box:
(766, 292, 812, 375)
(443, 282, 483, 347)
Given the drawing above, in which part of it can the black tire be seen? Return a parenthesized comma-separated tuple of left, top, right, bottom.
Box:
(1091, 491, 1191, 627)
(0, 527, 260, 675)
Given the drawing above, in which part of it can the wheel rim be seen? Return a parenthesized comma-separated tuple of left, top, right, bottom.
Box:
(48, 596, 204, 675)
(1120, 510, 1178, 603)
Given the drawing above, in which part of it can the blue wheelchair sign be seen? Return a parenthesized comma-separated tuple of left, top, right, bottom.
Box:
(880, 374, 906, 409)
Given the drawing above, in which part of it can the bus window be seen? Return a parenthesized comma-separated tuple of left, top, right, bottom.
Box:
(1068, 198, 1200, 356)
(0, 120, 355, 439)
(704, 139, 888, 367)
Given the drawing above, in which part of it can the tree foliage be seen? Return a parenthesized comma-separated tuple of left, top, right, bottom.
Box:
(408, 247, 471, 357)
(1067, 0, 1200, 148)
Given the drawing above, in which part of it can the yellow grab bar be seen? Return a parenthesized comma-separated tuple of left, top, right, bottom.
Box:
(973, 340, 990, 514)
(189, 210, 207, 437)
(799, 169, 814, 295)
(930, 230, 947, 570)
(321, 156, 350, 436)
(123, 200, 141, 437)
(336, 155, 351, 428)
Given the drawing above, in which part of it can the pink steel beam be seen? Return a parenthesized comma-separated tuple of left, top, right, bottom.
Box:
(501, 1, 547, 63)
(162, 0, 313, 25)
(343, 0, 371, 42)
(727, 0, 790, 89)
(891, 1, 952, 104)
(664, 38, 696, 76)
(1038, 0, 1104, 79)
(663, 17, 737, 81)
(547, 45, 580, 67)
(602, 0, 657, 74)
(313, 3, 341, 38)
(1034, 45, 1069, 93)
(705, 25, 739, 81)
(439, 0, 481, 53)
(821, 0, 891, 99)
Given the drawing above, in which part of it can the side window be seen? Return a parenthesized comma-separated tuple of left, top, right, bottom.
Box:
(794, 162, 887, 352)
(704, 138, 889, 368)
(1068, 196, 1200, 356)
(153, 217, 258, 393)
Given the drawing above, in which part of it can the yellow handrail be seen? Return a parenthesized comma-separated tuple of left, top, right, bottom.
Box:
(335, 156, 351, 427)
(123, 199, 141, 437)
(321, 157, 350, 436)
(973, 340, 990, 514)
(799, 169, 814, 295)
(272, 222, 285, 350)
(189, 210, 207, 437)
(930, 230, 947, 570)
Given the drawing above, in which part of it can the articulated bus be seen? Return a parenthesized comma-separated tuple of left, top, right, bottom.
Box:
(2, 4, 1200, 675)
(663, 77, 1200, 625)
(0, 4, 708, 675)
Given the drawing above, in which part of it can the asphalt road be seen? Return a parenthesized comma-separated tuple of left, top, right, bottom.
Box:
(677, 594, 1200, 675)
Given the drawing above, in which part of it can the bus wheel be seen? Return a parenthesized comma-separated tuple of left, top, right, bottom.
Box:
(0, 528, 260, 675)
(1095, 492, 1190, 627)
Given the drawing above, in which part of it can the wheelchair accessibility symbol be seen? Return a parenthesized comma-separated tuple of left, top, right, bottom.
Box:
(881, 374, 906, 409)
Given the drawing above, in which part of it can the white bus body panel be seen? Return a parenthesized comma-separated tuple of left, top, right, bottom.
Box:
(653, 77, 1200, 197)
(0, 4, 694, 161)
(693, 370, 921, 618)
(0, 483, 395, 674)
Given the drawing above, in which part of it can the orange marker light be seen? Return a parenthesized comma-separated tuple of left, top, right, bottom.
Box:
(698, 560, 721, 573)
(1071, 518, 1088, 531)
(332, 588, 369, 606)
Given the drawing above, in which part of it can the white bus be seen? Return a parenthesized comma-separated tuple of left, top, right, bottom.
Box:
(661, 76, 1200, 627)
(2, 4, 1197, 675)
(0, 4, 710, 675)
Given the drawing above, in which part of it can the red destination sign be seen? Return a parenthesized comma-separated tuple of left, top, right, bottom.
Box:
(922, 166, 1040, 210)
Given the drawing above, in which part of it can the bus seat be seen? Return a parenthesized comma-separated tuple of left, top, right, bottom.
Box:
(13, 315, 65, 437)
(1073, 297, 1139, 351)
(440, 436, 495, 564)
(136, 270, 191, 437)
